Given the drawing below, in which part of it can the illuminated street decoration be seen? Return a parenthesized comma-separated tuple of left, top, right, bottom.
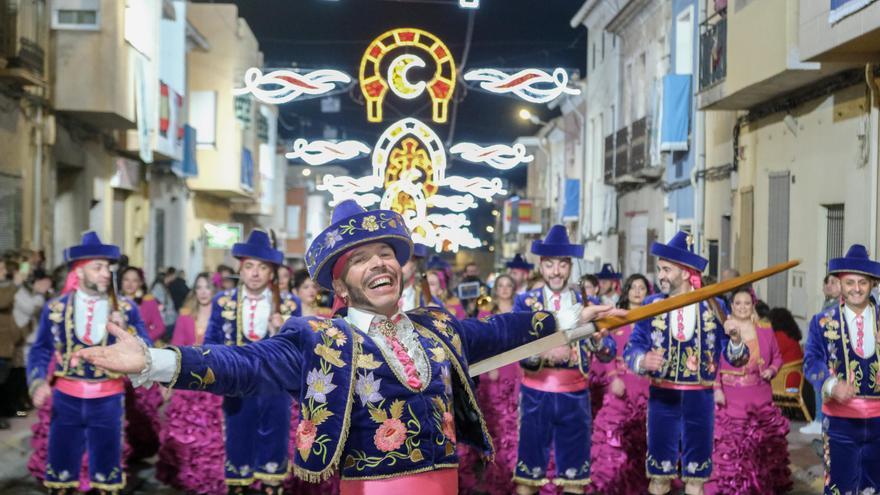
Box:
(285, 138, 371, 165)
(360, 28, 456, 123)
(464, 67, 581, 103)
(317, 118, 503, 252)
(234, 67, 351, 104)
(387, 54, 427, 100)
(459, 0, 479, 7)
(449, 142, 534, 170)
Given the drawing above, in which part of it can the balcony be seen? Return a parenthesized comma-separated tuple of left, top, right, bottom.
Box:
(0, 0, 48, 86)
(603, 133, 615, 185)
(698, 8, 726, 91)
(614, 127, 628, 178)
(697, 0, 852, 111)
(800, 0, 880, 62)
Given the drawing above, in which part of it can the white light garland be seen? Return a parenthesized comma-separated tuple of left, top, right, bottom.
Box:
(233, 67, 351, 104)
(285, 139, 371, 165)
(449, 142, 534, 170)
(387, 54, 427, 100)
(459, 0, 479, 8)
(463, 67, 581, 103)
(442, 176, 507, 200)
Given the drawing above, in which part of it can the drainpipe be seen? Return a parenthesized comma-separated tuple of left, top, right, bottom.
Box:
(866, 64, 879, 254)
(693, 0, 707, 257)
(32, 105, 43, 249)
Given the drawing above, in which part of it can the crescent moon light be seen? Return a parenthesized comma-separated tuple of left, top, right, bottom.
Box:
(387, 54, 427, 100)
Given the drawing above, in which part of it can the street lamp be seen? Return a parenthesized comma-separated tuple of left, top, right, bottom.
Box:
(518, 108, 547, 126)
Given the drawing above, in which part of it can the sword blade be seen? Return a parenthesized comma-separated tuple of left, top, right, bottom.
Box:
(468, 259, 800, 377)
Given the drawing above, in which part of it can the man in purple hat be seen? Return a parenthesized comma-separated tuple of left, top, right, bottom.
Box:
(805, 244, 880, 493)
(73, 201, 621, 495)
(203, 229, 301, 494)
(27, 232, 148, 494)
(623, 231, 746, 495)
(595, 263, 622, 306)
(506, 254, 533, 294)
(512, 225, 615, 494)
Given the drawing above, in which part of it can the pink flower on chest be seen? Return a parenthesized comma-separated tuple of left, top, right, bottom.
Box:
(686, 354, 699, 372)
(296, 419, 317, 453)
(442, 411, 456, 443)
(374, 418, 407, 452)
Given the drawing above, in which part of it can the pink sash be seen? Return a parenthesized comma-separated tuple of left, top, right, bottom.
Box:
(824, 398, 880, 419)
(55, 377, 125, 399)
(340, 468, 457, 495)
(650, 380, 712, 391)
(521, 368, 588, 393)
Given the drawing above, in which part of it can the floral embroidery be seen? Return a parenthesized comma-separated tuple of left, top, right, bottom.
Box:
(679, 347, 699, 377)
(652, 315, 668, 331)
(280, 297, 299, 319)
(188, 367, 215, 390)
(356, 353, 383, 370)
(325, 327, 348, 347)
(361, 215, 380, 232)
(870, 362, 880, 393)
(374, 418, 407, 451)
(429, 346, 446, 363)
(355, 371, 384, 406)
(440, 366, 452, 396)
(219, 293, 237, 321)
(296, 419, 318, 455)
(264, 462, 279, 474)
(848, 361, 863, 390)
(305, 369, 337, 403)
(346, 399, 424, 471)
(324, 229, 342, 249)
(314, 344, 345, 367)
(704, 330, 716, 350)
(651, 329, 664, 348)
(48, 300, 64, 323)
(530, 311, 550, 338)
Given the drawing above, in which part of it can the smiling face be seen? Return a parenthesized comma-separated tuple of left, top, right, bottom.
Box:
(539, 257, 571, 292)
(331, 242, 402, 317)
(731, 290, 754, 320)
(839, 273, 875, 310)
(656, 259, 690, 296)
(121, 269, 143, 297)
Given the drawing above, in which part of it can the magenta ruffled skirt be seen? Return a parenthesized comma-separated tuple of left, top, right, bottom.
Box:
(704, 399, 792, 494)
(285, 400, 340, 494)
(28, 394, 133, 491)
(458, 363, 521, 495)
(585, 390, 648, 495)
(125, 381, 164, 462)
(156, 389, 226, 495)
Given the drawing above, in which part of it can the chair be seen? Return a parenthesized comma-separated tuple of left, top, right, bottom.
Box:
(771, 359, 813, 422)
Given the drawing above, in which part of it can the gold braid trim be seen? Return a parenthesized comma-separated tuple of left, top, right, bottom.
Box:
(512, 476, 551, 487)
(292, 322, 361, 484)
(681, 475, 709, 483)
(254, 470, 289, 483)
(224, 477, 255, 486)
(43, 481, 81, 489)
(90, 479, 126, 491)
(646, 472, 679, 481)
(413, 321, 495, 462)
(553, 477, 592, 487)
(165, 345, 183, 389)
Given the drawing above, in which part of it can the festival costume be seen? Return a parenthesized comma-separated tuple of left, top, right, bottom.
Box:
(705, 324, 791, 494)
(203, 229, 301, 489)
(622, 232, 748, 489)
(156, 311, 226, 495)
(26, 232, 148, 492)
(511, 225, 615, 491)
(137, 295, 165, 343)
(804, 244, 880, 494)
(136, 200, 570, 495)
(587, 323, 649, 495)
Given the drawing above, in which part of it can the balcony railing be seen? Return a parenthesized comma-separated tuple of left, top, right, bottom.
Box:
(0, 0, 47, 77)
(629, 116, 647, 173)
(604, 133, 615, 185)
(614, 127, 629, 178)
(699, 7, 726, 91)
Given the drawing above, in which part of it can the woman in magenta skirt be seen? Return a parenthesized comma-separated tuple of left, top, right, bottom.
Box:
(705, 287, 792, 494)
(587, 273, 651, 495)
(156, 272, 227, 495)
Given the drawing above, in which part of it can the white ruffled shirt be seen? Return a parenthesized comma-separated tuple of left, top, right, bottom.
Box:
(346, 307, 430, 387)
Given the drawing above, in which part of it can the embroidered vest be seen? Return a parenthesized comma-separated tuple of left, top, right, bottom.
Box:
(217, 288, 299, 346)
(818, 304, 880, 399)
(516, 289, 593, 374)
(643, 299, 722, 386)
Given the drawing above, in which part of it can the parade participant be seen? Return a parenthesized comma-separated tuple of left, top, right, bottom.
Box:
(157, 272, 226, 495)
(512, 225, 616, 494)
(460, 273, 519, 494)
(399, 243, 439, 311)
(588, 273, 652, 495)
(623, 231, 747, 495)
(278, 265, 294, 293)
(579, 274, 601, 306)
(595, 263, 622, 306)
(203, 229, 301, 494)
(27, 232, 148, 494)
(804, 244, 880, 493)
(293, 269, 333, 318)
(426, 255, 467, 318)
(706, 287, 791, 494)
(75, 200, 620, 495)
(120, 267, 165, 344)
(506, 254, 533, 294)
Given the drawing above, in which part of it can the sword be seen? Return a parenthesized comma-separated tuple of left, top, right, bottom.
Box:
(468, 260, 800, 377)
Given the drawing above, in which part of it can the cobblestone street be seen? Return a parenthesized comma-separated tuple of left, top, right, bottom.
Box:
(0, 413, 825, 494)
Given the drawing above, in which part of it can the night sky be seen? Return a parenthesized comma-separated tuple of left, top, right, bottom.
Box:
(203, 0, 586, 236)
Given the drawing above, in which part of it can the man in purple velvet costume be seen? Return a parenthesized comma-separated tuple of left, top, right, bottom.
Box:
(73, 200, 621, 495)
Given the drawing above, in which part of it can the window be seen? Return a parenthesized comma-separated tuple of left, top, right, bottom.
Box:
(824, 204, 845, 265)
(52, 0, 99, 30)
(675, 5, 694, 75)
(708, 239, 719, 279)
(190, 91, 217, 147)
